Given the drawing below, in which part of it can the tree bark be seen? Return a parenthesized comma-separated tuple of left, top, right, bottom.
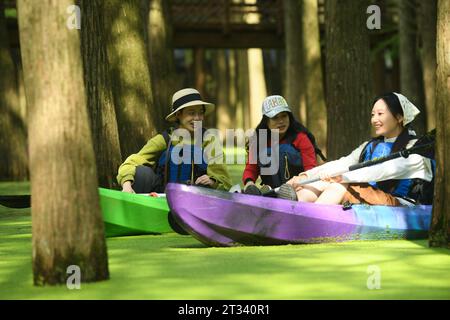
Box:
(104, 0, 156, 157)
(302, 0, 327, 157)
(284, 0, 306, 124)
(194, 48, 216, 128)
(418, 0, 437, 131)
(215, 50, 232, 134)
(399, 0, 426, 134)
(248, 48, 267, 128)
(147, 0, 175, 132)
(429, 0, 450, 249)
(236, 49, 250, 130)
(325, 0, 373, 160)
(0, 4, 28, 180)
(80, 0, 122, 189)
(17, 0, 109, 285)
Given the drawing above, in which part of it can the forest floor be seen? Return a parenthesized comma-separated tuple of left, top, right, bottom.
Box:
(0, 163, 449, 299)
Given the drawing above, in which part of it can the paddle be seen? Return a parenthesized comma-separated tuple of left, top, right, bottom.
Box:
(274, 129, 436, 191)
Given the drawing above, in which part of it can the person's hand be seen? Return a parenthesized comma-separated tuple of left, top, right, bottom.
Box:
(319, 172, 343, 183)
(122, 181, 135, 193)
(287, 173, 308, 192)
(195, 174, 215, 186)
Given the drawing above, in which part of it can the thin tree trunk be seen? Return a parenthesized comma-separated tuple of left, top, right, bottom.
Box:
(284, 0, 306, 124)
(248, 48, 267, 128)
(302, 0, 327, 157)
(325, 0, 373, 160)
(148, 0, 175, 132)
(429, 0, 450, 249)
(194, 48, 215, 128)
(0, 4, 28, 180)
(215, 50, 231, 134)
(17, 0, 109, 285)
(399, 0, 426, 134)
(229, 50, 238, 127)
(80, 0, 122, 189)
(236, 49, 250, 130)
(104, 0, 156, 157)
(418, 0, 437, 131)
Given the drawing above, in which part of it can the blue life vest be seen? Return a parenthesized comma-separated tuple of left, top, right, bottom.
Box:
(360, 135, 437, 204)
(156, 130, 208, 185)
(259, 143, 304, 188)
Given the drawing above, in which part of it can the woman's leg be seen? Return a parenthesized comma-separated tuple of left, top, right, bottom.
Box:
(296, 180, 331, 202)
(132, 166, 163, 193)
(314, 182, 349, 205)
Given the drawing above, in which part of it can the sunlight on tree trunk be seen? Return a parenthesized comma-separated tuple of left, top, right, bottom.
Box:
(17, 0, 109, 285)
(104, 0, 156, 157)
(418, 0, 437, 131)
(148, 0, 176, 132)
(302, 0, 327, 157)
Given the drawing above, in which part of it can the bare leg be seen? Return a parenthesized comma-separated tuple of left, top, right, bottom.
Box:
(315, 183, 349, 205)
(297, 180, 331, 202)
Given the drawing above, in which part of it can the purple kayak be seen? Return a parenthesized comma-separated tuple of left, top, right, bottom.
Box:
(166, 183, 432, 247)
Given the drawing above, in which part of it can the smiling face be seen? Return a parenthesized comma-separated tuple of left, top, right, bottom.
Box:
(371, 99, 404, 138)
(176, 105, 205, 132)
(267, 112, 290, 137)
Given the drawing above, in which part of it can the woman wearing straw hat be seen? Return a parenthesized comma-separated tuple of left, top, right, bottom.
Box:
(117, 88, 232, 194)
(285, 92, 435, 206)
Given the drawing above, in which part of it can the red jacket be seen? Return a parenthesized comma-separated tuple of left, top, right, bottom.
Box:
(242, 131, 317, 184)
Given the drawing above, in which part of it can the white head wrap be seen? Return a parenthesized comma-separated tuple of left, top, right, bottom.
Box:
(393, 92, 421, 126)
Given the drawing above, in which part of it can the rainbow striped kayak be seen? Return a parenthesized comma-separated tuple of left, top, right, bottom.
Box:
(166, 183, 431, 247)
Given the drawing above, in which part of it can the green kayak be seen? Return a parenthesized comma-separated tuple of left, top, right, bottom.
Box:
(0, 185, 172, 237)
(99, 188, 172, 237)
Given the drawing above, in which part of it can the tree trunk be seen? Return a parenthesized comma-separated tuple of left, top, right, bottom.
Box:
(194, 48, 216, 128)
(418, 0, 437, 131)
(0, 4, 28, 180)
(215, 50, 231, 134)
(284, 0, 306, 124)
(147, 0, 175, 132)
(248, 48, 267, 128)
(229, 50, 238, 128)
(80, 0, 122, 189)
(399, 0, 426, 135)
(17, 0, 109, 285)
(325, 0, 373, 160)
(302, 0, 327, 157)
(429, 0, 450, 249)
(104, 0, 156, 157)
(236, 49, 250, 130)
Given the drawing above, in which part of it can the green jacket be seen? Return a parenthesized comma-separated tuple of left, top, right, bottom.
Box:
(117, 132, 232, 191)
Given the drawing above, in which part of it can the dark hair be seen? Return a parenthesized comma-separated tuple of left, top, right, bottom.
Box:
(254, 112, 308, 145)
(373, 93, 404, 120)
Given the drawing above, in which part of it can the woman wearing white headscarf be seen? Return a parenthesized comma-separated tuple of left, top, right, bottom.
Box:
(286, 92, 434, 206)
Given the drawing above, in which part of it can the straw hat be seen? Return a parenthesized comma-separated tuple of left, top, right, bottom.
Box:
(165, 88, 215, 122)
